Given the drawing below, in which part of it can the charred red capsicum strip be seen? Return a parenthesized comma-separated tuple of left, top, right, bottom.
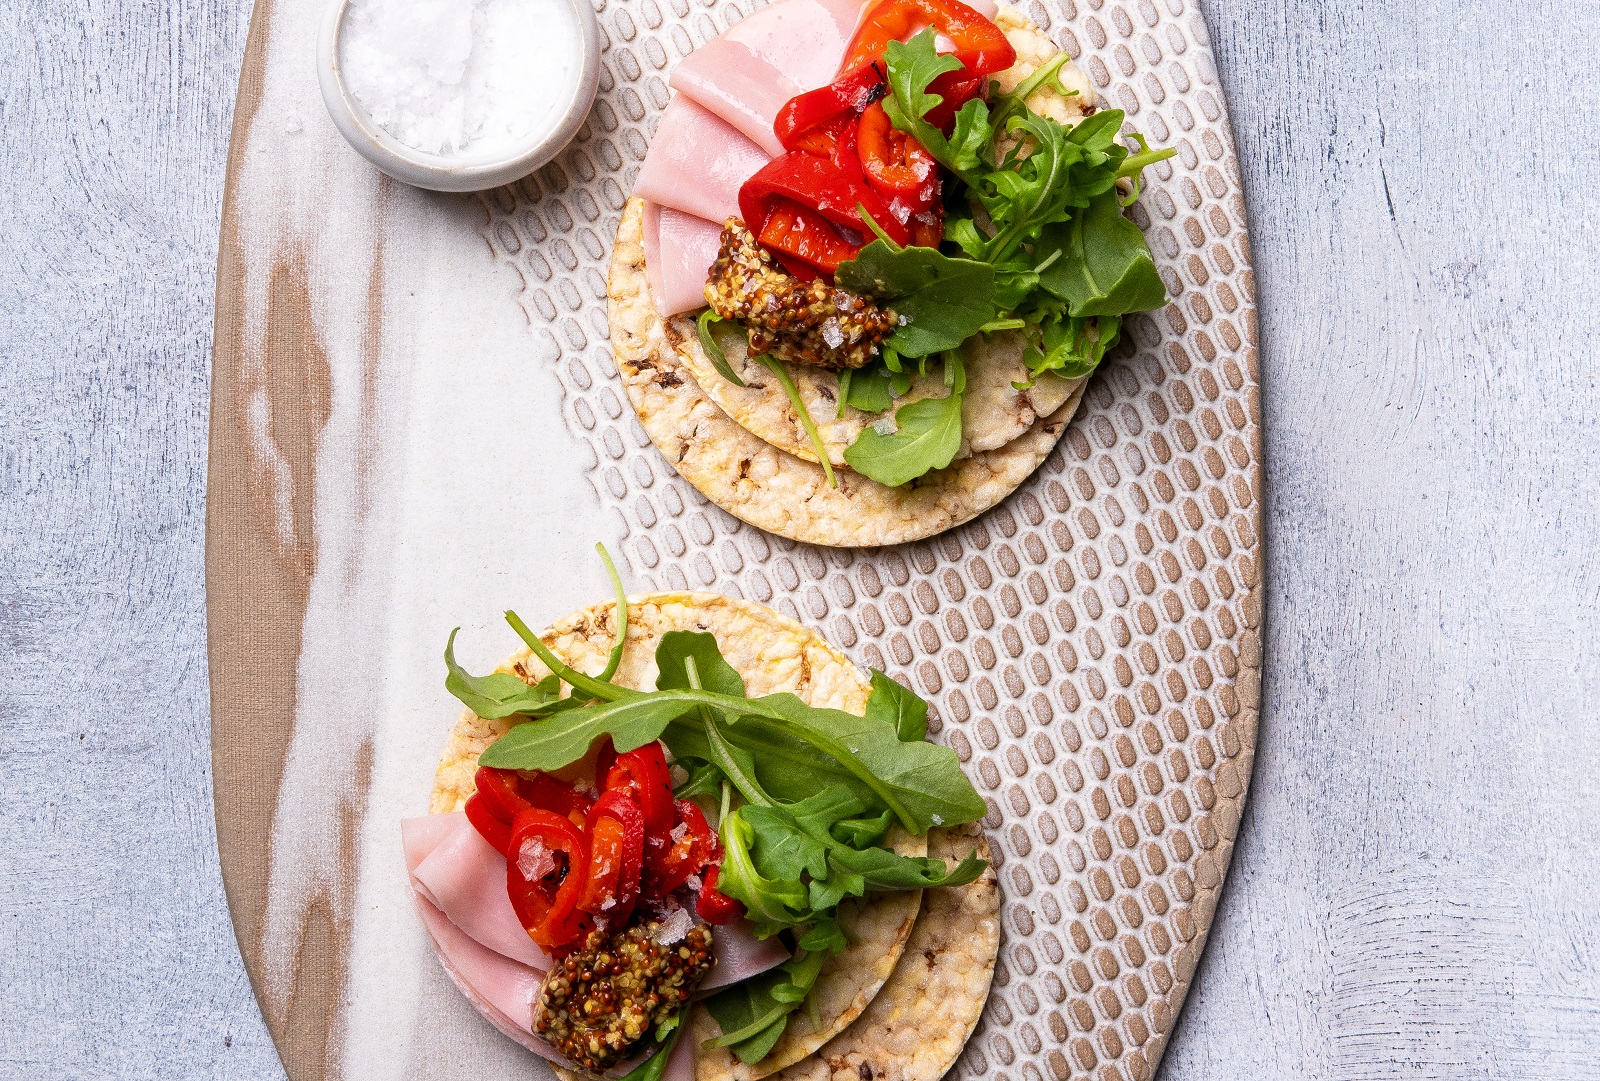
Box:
(857, 101, 938, 202)
(522, 772, 594, 824)
(759, 198, 865, 274)
(695, 864, 746, 924)
(597, 740, 674, 838)
(839, 0, 1016, 79)
(740, 153, 911, 272)
(774, 63, 886, 154)
(464, 792, 513, 855)
(577, 791, 645, 926)
(647, 799, 721, 898)
(474, 766, 532, 821)
(506, 807, 590, 951)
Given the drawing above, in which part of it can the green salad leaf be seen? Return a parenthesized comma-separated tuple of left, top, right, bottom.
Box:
(879, 32, 991, 181)
(865, 669, 927, 742)
(842, 360, 898, 414)
(444, 629, 566, 720)
(1037, 190, 1166, 316)
(616, 1014, 685, 1081)
(704, 950, 827, 1064)
(655, 630, 747, 697)
(477, 691, 692, 770)
(697, 310, 747, 387)
(843, 389, 963, 487)
(834, 240, 995, 358)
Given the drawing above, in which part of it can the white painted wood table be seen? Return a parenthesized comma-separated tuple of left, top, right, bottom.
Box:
(1, 0, 1596, 1076)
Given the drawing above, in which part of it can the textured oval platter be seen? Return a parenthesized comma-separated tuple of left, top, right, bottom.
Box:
(205, 0, 1262, 1078)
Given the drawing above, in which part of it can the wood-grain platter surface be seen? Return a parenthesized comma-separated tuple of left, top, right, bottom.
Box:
(205, 0, 1263, 1077)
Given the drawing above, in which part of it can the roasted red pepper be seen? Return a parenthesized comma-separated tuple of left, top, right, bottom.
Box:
(463, 792, 512, 855)
(474, 767, 532, 821)
(695, 864, 746, 925)
(858, 101, 938, 203)
(759, 198, 865, 274)
(522, 773, 594, 825)
(597, 741, 674, 838)
(839, 0, 1016, 80)
(577, 791, 645, 926)
(506, 807, 590, 951)
(740, 153, 911, 273)
(647, 799, 721, 899)
(775, 64, 886, 154)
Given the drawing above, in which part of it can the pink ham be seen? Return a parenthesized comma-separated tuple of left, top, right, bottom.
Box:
(401, 812, 461, 869)
(643, 202, 726, 316)
(412, 893, 563, 1060)
(669, 0, 864, 155)
(405, 814, 552, 972)
(702, 914, 791, 991)
(635, 97, 771, 225)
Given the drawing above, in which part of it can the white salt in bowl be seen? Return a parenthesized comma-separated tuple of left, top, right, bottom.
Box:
(317, 0, 600, 192)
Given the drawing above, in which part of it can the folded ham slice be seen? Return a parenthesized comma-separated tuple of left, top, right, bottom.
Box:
(412, 894, 560, 1057)
(407, 814, 552, 972)
(669, 0, 864, 154)
(642, 202, 726, 317)
(401, 811, 460, 869)
(702, 912, 791, 991)
(634, 97, 772, 225)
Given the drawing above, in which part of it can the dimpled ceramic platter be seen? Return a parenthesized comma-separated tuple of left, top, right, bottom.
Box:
(205, 0, 1262, 1077)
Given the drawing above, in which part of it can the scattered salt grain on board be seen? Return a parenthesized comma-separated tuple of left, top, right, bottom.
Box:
(339, 0, 581, 159)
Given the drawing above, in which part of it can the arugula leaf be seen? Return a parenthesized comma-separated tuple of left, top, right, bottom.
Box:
(797, 917, 849, 955)
(827, 844, 988, 892)
(655, 631, 747, 697)
(975, 110, 1121, 263)
(736, 693, 987, 832)
(865, 669, 927, 742)
(697, 310, 747, 387)
(595, 541, 629, 682)
(830, 809, 895, 849)
(477, 693, 693, 770)
(843, 391, 964, 488)
(672, 757, 727, 800)
(755, 353, 836, 488)
(880, 31, 992, 181)
(665, 715, 884, 812)
(705, 951, 826, 1064)
(834, 240, 995, 357)
(1037, 190, 1167, 316)
(444, 628, 567, 719)
(843, 360, 897, 414)
(716, 806, 813, 930)
(1022, 312, 1121, 381)
(505, 609, 629, 703)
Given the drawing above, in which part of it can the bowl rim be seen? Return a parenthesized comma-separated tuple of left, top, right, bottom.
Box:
(316, 0, 602, 192)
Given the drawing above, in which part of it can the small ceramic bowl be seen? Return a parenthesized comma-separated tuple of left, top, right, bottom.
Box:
(316, 0, 600, 192)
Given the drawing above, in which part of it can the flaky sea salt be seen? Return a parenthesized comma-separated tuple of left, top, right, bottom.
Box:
(516, 836, 557, 881)
(340, 0, 581, 159)
(652, 904, 696, 946)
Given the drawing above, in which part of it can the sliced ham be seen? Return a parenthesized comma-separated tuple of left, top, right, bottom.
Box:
(643, 202, 726, 317)
(701, 915, 791, 991)
(634, 97, 772, 226)
(412, 893, 565, 1060)
(406, 814, 552, 972)
(401, 812, 461, 869)
(669, 0, 865, 154)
